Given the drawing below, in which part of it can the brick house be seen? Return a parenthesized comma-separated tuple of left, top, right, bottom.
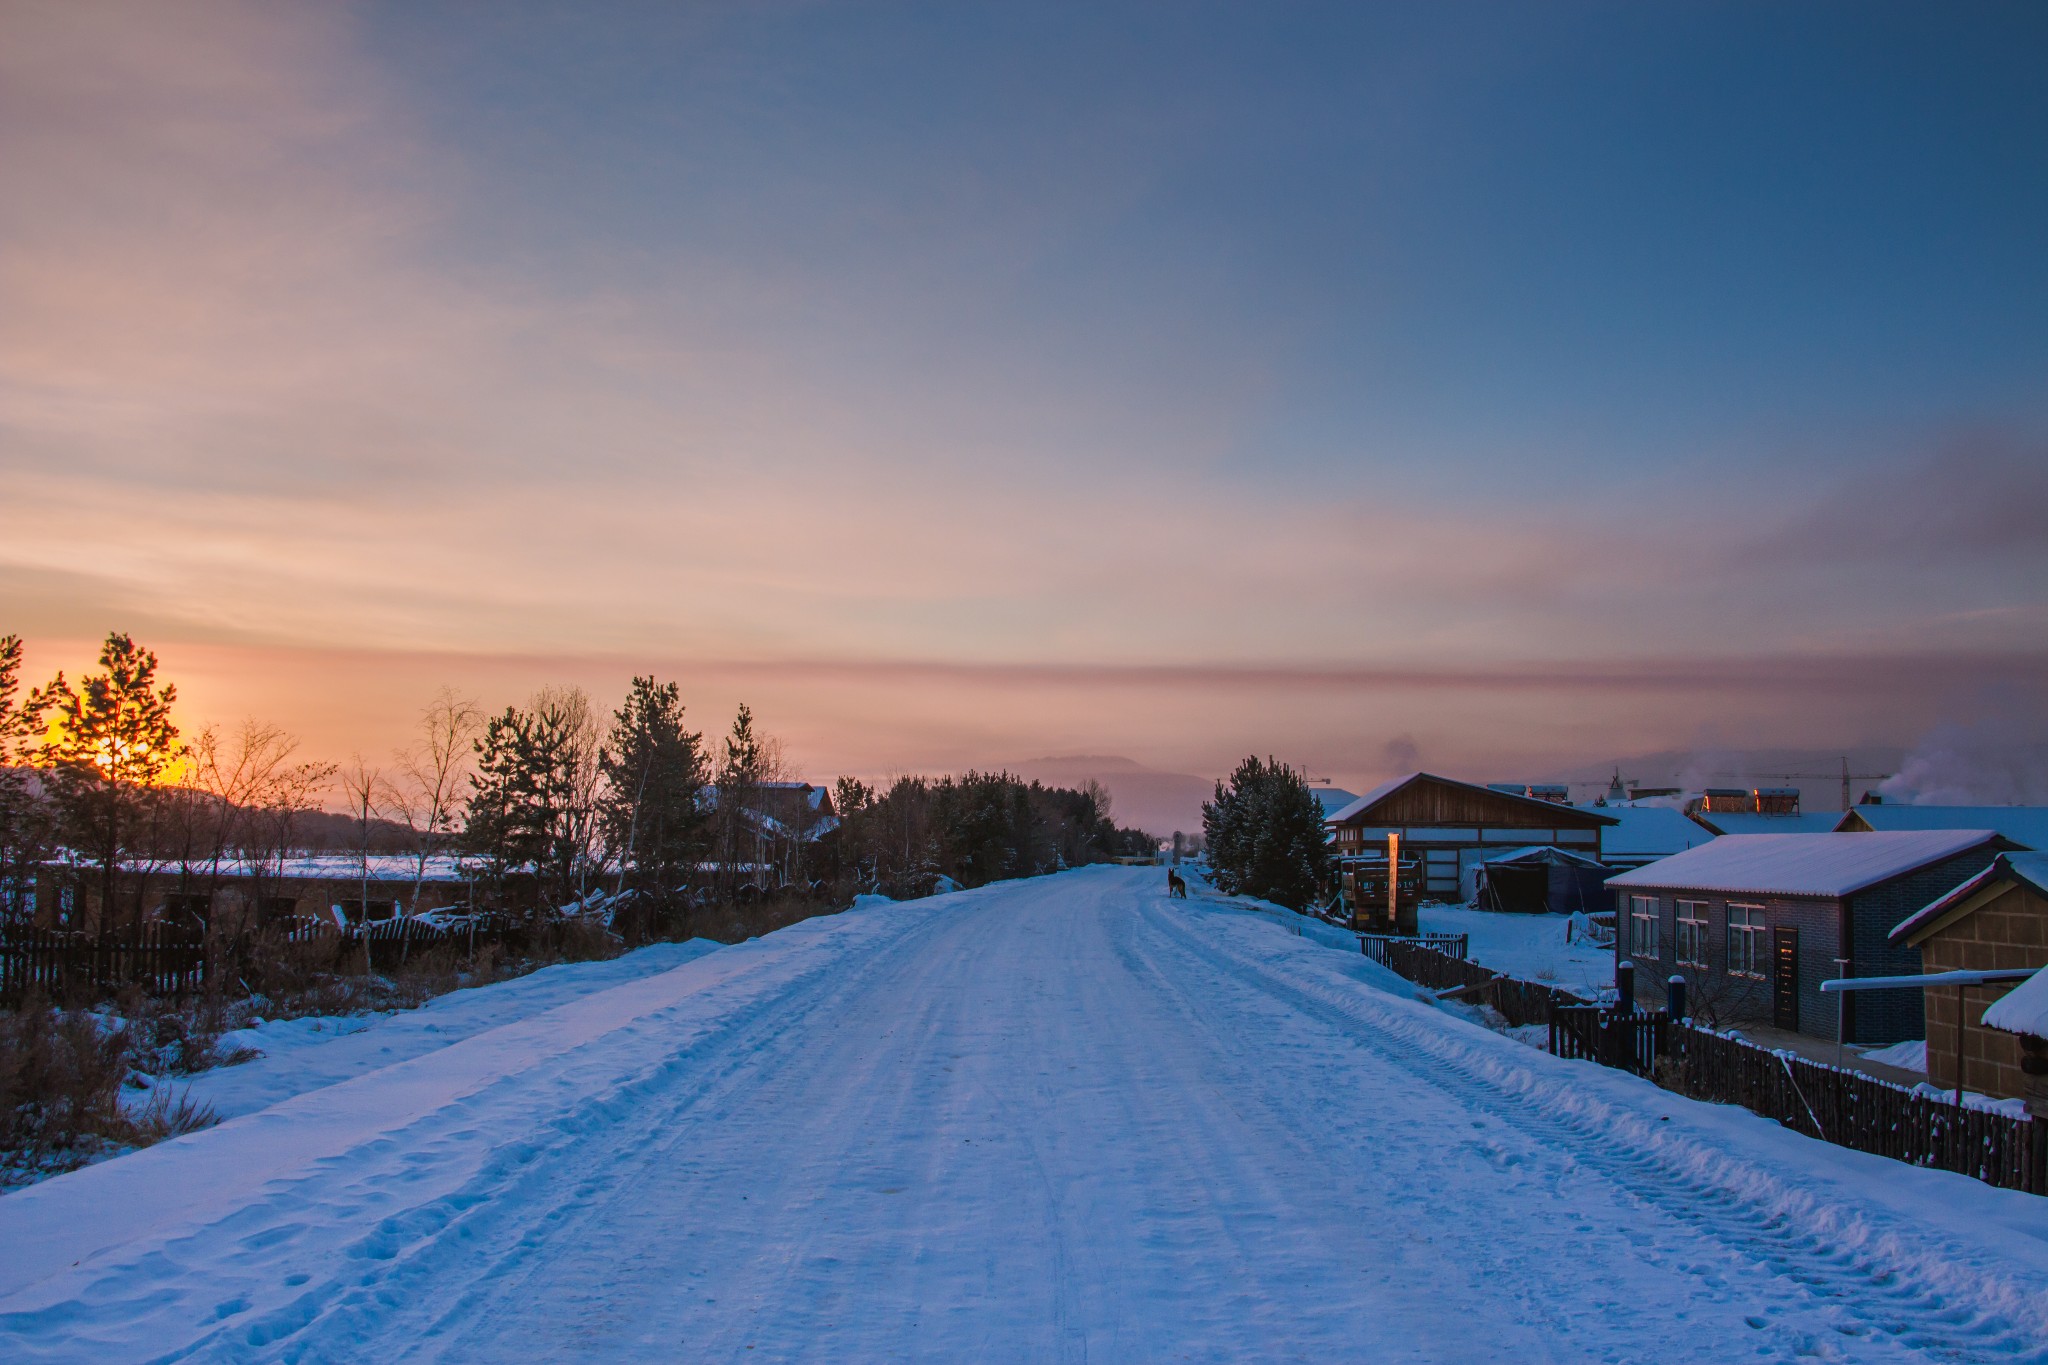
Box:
(1889, 852, 2048, 1101)
(1606, 830, 2014, 1045)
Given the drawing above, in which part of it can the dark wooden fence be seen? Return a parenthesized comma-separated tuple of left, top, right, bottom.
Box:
(1359, 932, 1468, 968)
(1550, 1004, 1667, 1075)
(1661, 1023, 2045, 1193)
(0, 923, 206, 1004)
(1, 914, 522, 1005)
(1371, 939, 1589, 1029)
(1366, 938, 2046, 1194)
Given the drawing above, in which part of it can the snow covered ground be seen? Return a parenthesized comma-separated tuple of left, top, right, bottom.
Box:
(4, 868, 2048, 1361)
(174, 938, 725, 1122)
(1419, 901, 1616, 999)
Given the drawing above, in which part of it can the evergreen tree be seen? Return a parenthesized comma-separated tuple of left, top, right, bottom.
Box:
(713, 704, 765, 896)
(462, 692, 601, 917)
(29, 633, 185, 931)
(1202, 756, 1329, 910)
(0, 635, 58, 923)
(599, 677, 710, 940)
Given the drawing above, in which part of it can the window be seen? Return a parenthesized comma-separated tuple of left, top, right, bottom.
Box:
(1629, 895, 1660, 959)
(1676, 899, 1710, 968)
(1726, 903, 1768, 980)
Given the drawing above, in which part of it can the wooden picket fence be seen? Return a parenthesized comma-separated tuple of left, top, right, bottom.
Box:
(0, 923, 206, 1004)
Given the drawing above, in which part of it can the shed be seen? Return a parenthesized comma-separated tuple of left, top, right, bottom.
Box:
(1607, 830, 2013, 1044)
(1472, 846, 1611, 916)
(1890, 852, 2048, 1103)
(1325, 773, 1616, 901)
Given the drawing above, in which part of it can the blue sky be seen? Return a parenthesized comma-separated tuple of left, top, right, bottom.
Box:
(1, 0, 2043, 785)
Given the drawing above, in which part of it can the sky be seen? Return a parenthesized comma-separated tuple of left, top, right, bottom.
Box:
(2, 0, 2045, 802)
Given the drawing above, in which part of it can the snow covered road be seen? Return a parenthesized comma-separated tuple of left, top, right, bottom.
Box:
(4, 867, 2048, 1361)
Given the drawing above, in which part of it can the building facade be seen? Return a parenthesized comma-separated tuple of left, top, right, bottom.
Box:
(1890, 853, 2048, 1100)
(1608, 831, 2012, 1045)
(1325, 773, 1615, 902)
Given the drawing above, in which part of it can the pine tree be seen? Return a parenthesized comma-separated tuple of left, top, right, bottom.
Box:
(714, 704, 765, 897)
(1201, 756, 1329, 910)
(30, 633, 185, 932)
(0, 636, 58, 923)
(599, 677, 710, 940)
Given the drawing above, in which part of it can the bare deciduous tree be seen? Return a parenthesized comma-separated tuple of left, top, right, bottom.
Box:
(389, 688, 481, 913)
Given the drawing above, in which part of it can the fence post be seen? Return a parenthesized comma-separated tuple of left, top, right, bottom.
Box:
(1666, 973, 1686, 1023)
(1616, 959, 1634, 1014)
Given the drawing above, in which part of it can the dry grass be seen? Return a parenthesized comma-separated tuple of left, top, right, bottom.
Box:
(0, 999, 220, 1187)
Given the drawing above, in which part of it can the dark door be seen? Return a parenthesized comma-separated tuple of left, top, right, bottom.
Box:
(1772, 927, 1799, 1030)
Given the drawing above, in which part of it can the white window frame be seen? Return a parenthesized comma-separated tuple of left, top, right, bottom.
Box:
(1726, 903, 1768, 980)
(1676, 899, 1710, 969)
(1629, 895, 1659, 960)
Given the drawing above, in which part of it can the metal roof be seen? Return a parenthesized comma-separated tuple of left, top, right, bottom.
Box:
(1324, 772, 1617, 828)
(1607, 829, 2001, 899)
(1834, 804, 2048, 850)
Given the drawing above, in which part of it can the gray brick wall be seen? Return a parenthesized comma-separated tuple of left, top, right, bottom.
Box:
(1843, 847, 2007, 1045)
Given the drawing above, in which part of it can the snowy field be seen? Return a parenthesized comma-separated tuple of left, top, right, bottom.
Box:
(4, 867, 2048, 1361)
(1419, 901, 1616, 999)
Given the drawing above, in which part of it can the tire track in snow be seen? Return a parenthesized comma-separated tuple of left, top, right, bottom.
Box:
(1138, 892, 2047, 1363)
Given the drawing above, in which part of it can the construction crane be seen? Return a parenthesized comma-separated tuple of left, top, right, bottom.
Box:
(1760, 758, 1893, 812)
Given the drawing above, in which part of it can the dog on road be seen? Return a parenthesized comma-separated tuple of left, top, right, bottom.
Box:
(1167, 869, 1188, 899)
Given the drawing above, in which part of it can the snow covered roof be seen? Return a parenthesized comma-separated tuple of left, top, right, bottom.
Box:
(1480, 845, 1609, 870)
(1835, 804, 2048, 850)
(110, 854, 470, 882)
(1588, 806, 1715, 860)
(1982, 965, 2048, 1038)
(1689, 811, 1841, 837)
(1607, 830, 2003, 899)
(1325, 772, 1616, 827)
(1310, 787, 1359, 818)
(1891, 852, 2048, 943)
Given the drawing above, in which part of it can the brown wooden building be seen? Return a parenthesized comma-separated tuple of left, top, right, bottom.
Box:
(1325, 773, 1616, 902)
(1890, 852, 2048, 1101)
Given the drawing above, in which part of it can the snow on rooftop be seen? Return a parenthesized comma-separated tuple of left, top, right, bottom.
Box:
(1309, 787, 1359, 818)
(1587, 806, 1715, 859)
(1607, 829, 2001, 899)
(1892, 852, 2048, 943)
(1324, 772, 1616, 827)
(1693, 811, 1840, 836)
(1837, 804, 2048, 850)
(1983, 964, 2048, 1039)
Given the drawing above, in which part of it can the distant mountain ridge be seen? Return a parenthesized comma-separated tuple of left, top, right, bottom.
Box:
(1008, 756, 1215, 839)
